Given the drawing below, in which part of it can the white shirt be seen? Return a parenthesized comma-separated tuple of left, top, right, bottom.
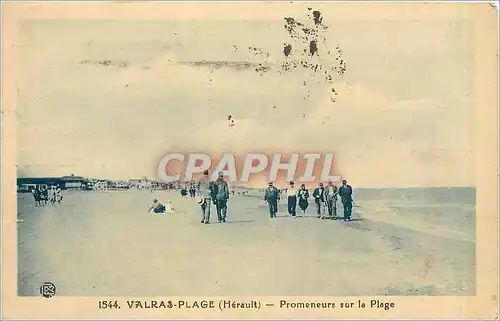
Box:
(287, 188, 298, 197)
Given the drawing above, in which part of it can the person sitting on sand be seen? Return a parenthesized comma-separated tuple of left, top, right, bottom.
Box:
(164, 200, 177, 214)
(148, 199, 166, 214)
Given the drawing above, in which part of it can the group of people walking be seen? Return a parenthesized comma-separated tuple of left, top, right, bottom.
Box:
(32, 186, 63, 206)
(264, 180, 354, 221)
(177, 171, 354, 223)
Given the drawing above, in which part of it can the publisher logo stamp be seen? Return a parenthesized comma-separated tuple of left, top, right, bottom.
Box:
(40, 282, 56, 298)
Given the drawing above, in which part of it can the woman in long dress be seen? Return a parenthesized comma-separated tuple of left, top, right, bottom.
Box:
(297, 184, 310, 216)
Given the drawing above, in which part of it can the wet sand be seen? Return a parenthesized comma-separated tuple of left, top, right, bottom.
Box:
(17, 189, 475, 296)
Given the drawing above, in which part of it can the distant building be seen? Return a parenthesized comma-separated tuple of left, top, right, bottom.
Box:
(17, 177, 62, 193)
(17, 174, 90, 192)
(129, 178, 152, 189)
(128, 178, 173, 190)
(61, 174, 88, 189)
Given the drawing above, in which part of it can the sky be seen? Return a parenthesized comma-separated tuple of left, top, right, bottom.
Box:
(15, 10, 475, 188)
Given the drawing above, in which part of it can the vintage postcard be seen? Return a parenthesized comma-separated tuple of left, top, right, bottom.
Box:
(1, 1, 498, 319)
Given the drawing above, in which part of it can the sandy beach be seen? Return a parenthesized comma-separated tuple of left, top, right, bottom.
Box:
(17, 188, 475, 296)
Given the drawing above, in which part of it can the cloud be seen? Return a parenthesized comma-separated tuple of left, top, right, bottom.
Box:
(16, 19, 474, 186)
(169, 81, 473, 187)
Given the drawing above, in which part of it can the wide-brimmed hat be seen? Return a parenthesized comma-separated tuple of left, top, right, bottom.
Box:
(197, 197, 205, 205)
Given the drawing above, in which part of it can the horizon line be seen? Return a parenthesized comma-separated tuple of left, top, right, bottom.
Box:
(15, 176, 476, 190)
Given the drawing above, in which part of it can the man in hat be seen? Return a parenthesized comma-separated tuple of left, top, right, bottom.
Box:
(338, 179, 353, 221)
(286, 181, 298, 217)
(197, 170, 214, 224)
(313, 182, 327, 219)
(264, 182, 280, 218)
(325, 180, 339, 220)
(213, 171, 230, 223)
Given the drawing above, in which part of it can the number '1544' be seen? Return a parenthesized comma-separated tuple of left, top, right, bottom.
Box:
(98, 300, 120, 309)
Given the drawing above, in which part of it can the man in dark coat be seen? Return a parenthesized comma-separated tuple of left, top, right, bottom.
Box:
(313, 182, 327, 218)
(212, 171, 230, 223)
(338, 179, 353, 221)
(264, 182, 280, 218)
(325, 181, 339, 220)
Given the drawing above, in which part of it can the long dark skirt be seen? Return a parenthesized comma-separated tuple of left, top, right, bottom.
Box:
(298, 199, 309, 211)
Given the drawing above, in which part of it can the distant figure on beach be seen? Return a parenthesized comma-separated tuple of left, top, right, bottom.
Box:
(325, 181, 339, 220)
(313, 182, 327, 219)
(41, 187, 49, 206)
(197, 170, 214, 224)
(297, 184, 309, 216)
(48, 186, 56, 206)
(180, 188, 188, 197)
(338, 180, 353, 221)
(264, 182, 280, 218)
(286, 181, 298, 217)
(148, 199, 166, 214)
(56, 187, 63, 204)
(213, 171, 230, 223)
(33, 188, 42, 206)
(189, 183, 196, 198)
